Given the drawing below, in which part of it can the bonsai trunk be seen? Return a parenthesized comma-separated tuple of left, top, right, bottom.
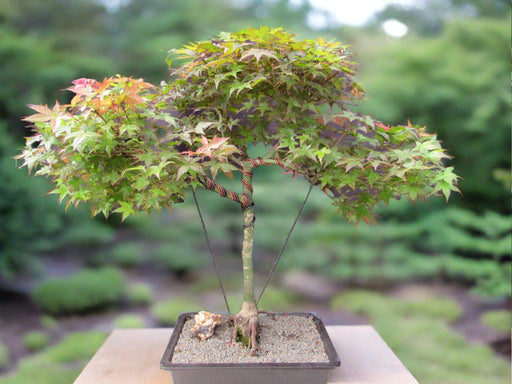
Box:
(231, 167, 260, 350)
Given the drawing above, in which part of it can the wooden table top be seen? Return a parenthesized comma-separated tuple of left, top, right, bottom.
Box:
(73, 326, 419, 384)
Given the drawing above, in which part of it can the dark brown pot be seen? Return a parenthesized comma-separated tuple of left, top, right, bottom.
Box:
(160, 312, 340, 384)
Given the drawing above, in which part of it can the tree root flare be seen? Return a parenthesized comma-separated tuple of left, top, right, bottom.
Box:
(230, 301, 260, 350)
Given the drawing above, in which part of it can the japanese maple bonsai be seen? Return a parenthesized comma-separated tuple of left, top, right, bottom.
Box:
(17, 27, 458, 350)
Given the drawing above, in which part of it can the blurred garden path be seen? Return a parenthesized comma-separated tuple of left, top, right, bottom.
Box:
(1, 266, 509, 376)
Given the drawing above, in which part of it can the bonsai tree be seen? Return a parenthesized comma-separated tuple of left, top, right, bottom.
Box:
(17, 27, 458, 349)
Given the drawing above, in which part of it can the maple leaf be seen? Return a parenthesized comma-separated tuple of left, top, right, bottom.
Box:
(197, 136, 229, 157)
(131, 77, 154, 90)
(100, 77, 154, 111)
(66, 78, 99, 96)
(122, 82, 146, 111)
(23, 102, 67, 129)
(181, 136, 239, 161)
(376, 122, 390, 131)
(240, 48, 278, 63)
(96, 77, 116, 93)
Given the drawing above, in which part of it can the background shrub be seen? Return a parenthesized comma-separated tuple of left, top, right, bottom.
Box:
(228, 286, 301, 312)
(40, 316, 59, 330)
(480, 310, 512, 334)
(109, 243, 145, 268)
(151, 298, 200, 325)
(150, 244, 207, 275)
(112, 314, 146, 329)
(32, 268, 125, 315)
(0, 123, 64, 279)
(125, 283, 154, 306)
(22, 331, 50, 352)
(56, 223, 115, 248)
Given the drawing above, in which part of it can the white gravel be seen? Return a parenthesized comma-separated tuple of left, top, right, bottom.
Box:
(171, 314, 330, 364)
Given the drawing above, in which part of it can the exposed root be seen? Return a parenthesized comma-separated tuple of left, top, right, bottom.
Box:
(230, 301, 260, 350)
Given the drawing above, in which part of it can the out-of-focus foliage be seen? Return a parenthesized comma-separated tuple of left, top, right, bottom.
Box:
(0, 123, 65, 278)
(251, 171, 510, 297)
(125, 282, 155, 306)
(332, 291, 511, 384)
(114, 0, 313, 83)
(354, 17, 510, 213)
(112, 313, 146, 328)
(0, 0, 114, 132)
(22, 331, 50, 352)
(0, 331, 107, 384)
(104, 242, 145, 269)
(32, 268, 125, 314)
(480, 310, 512, 334)
(151, 297, 200, 325)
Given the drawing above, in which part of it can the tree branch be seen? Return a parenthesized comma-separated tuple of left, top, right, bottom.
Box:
(197, 174, 249, 208)
(243, 157, 300, 176)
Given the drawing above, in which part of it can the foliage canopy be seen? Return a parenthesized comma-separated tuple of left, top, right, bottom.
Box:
(17, 27, 458, 224)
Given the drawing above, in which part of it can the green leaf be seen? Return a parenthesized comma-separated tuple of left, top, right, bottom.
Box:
(337, 157, 363, 172)
(114, 202, 136, 221)
(134, 178, 150, 190)
(314, 148, 331, 163)
(176, 165, 190, 180)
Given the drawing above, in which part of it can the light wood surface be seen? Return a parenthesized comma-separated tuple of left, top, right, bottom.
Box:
(73, 327, 419, 384)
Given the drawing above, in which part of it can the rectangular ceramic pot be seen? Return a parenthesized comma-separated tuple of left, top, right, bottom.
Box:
(160, 312, 340, 384)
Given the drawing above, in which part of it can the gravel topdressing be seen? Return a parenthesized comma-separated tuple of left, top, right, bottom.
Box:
(170, 314, 330, 364)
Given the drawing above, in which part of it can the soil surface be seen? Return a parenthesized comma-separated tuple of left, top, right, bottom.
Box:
(170, 313, 331, 364)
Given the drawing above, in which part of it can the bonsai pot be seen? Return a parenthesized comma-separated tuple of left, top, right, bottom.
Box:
(160, 312, 340, 384)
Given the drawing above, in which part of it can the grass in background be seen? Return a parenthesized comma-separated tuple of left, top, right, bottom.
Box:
(108, 243, 145, 268)
(480, 310, 512, 334)
(39, 316, 59, 330)
(150, 243, 207, 275)
(151, 297, 200, 325)
(32, 268, 125, 315)
(125, 283, 154, 306)
(189, 274, 241, 294)
(331, 290, 510, 384)
(226, 286, 301, 314)
(0, 331, 106, 384)
(21, 332, 50, 353)
(112, 314, 146, 329)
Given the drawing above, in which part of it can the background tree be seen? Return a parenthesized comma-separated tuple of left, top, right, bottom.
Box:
(114, 0, 313, 83)
(0, 0, 114, 135)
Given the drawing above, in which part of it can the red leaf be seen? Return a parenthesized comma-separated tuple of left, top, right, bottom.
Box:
(376, 122, 390, 131)
(66, 78, 99, 96)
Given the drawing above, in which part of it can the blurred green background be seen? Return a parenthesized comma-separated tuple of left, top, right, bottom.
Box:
(0, 1, 510, 383)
